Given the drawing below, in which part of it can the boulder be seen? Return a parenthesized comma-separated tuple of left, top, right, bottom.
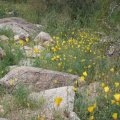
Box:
(29, 86, 75, 111)
(34, 32, 54, 46)
(0, 47, 6, 60)
(0, 17, 42, 37)
(0, 66, 79, 92)
(0, 86, 79, 120)
(29, 86, 80, 120)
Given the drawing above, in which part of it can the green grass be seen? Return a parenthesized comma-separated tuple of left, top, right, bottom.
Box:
(74, 74, 120, 120)
(0, 85, 6, 96)
(0, 83, 46, 118)
(33, 30, 120, 120)
(0, 0, 119, 119)
(13, 84, 30, 107)
(0, 0, 119, 34)
(34, 30, 120, 83)
(0, 42, 24, 78)
(0, 28, 14, 38)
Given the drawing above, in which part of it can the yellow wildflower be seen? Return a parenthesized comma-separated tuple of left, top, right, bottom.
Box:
(25, 37, 29, 42)
(86, 47, 90, 51)
(54, 97, 63, 107)
(34, 48, 39, 54)
(101, 82, 105, 88)
(88, 106, 94, 113)
(19, 40, 24, 46)
(114, 94, 120, 102)
(52, 47, 57, 52)
(115, 82, 119, 88)
(104, 86, 110, 93)
(9, 79, 15, 86)
(72, 32, 74, 35)
(58, 62, 62, 67)
(37, 114, 41, 120)
(88, 65, 91, 68)
(89, 115, 94, 120)
(80, 76, 85, 81)
(56, 37, 59, 40)
(51, 57, 55, 61)
(72, 87, 78, 92)
(41, 116, 45, 120)
(56, 55, 60, 59)
(112, 113, 118, 120)
(81, 59, 85, 63)
(110, 68, 114, 72)
(83, 71, 88, 77)
(111, 100, 116, 104)
(74, 80, 78, 85)
(77, 45, 80, 48)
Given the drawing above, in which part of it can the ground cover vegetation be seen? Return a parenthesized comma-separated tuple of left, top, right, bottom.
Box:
(0, 0, 120, 119)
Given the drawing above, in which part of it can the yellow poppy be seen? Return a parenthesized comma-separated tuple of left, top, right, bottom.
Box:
(88, 106, 94, 113)
(112, 113, 118, 120)
(9, 79, 15, 86)
(89, 115, 94, 120)
(104, 86, 110, 93)
(54, 97, 63, 107)
(80, 76, 85, 81)
(83, 71, 88, 77)
(114, 94, 120, 102)
(115, 82, 119, 88)
(34, 48, 39, 54)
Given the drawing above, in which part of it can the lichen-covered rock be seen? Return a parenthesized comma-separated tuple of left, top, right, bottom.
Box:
(0, 66, 79, 92)
(34, 31, 54, 47)
(29, 86, 75, 111)
(0, 17, 42, 37)
(29, 86, 80, 120)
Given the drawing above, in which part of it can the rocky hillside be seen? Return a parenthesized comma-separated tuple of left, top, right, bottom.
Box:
(0, 16, 120, 120)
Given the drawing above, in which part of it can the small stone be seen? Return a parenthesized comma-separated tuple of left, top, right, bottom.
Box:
(0, 35, 9, 42)
(34, 31, 54, 47)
